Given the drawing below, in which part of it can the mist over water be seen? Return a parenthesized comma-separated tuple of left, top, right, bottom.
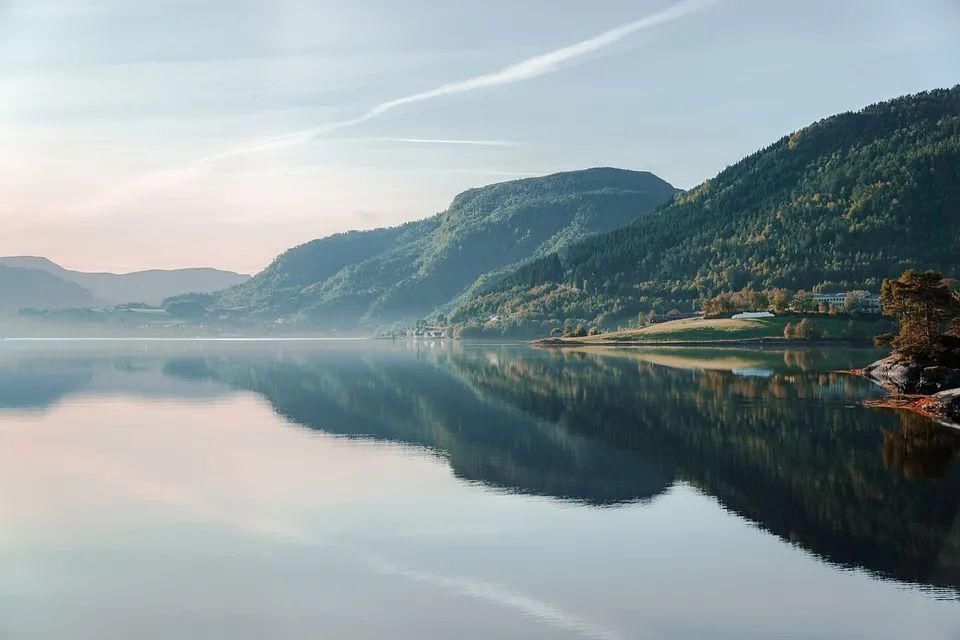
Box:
(0, 341, 957, 639)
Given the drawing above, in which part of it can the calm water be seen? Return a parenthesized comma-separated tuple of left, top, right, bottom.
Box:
(0, 340, 958, 639)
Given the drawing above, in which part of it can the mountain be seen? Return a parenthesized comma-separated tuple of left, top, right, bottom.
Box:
(209, 168, 679, 327)
(0, 256, 251, 306)
(450, 86, 960, 336)
(0, 264, 96, 312)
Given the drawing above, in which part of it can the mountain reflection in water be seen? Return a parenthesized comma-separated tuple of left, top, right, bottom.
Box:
(1, 341, 958, 594)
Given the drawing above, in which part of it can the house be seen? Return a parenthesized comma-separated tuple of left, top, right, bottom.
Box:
(732, 311, 774, 319)
(811, 292, 848, 307)
(812, 291, 881, 313)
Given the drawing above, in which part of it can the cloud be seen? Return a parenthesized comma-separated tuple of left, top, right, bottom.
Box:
(350, 0, 719, 125)
(371, 137, 518, 147)
(251, 0, 720, 149)
(73, 0, 719, 215)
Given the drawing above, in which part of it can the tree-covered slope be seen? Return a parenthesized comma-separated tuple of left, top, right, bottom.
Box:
(451, 86, 960, 336)
(211, 168, 679, 327)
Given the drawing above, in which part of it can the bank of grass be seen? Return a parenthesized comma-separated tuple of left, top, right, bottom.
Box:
(554, 315, 892, 345)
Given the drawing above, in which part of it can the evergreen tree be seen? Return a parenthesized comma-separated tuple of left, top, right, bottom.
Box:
(877, 270, 960, 361)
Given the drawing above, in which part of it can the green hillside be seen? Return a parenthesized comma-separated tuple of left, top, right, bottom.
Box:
(209, 168, 679, 327)
(450, 87, 960, 336)
(544, 315, 892, 345)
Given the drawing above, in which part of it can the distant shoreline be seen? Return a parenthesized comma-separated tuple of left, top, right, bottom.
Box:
(533, 337, 873, 348)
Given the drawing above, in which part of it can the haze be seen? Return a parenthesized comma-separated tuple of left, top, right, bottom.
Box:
(1, 0, 957, 273)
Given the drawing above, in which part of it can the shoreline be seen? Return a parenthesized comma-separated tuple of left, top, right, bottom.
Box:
(533, 337, 873, 348)
(861, 393, 960, 430)
(852, 356, 960, 429)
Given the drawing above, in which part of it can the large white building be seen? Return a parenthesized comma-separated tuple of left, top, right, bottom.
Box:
(812, 291, 881, 313)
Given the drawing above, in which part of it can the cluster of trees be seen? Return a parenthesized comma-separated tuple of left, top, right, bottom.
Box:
(450, 87, 960, 335)
(783, 319, 824, 341)
(698, 288, 878, 316)
(163, 293, 215, 319)
(548, 320, 602, 338)
(875, 269, 960, 363)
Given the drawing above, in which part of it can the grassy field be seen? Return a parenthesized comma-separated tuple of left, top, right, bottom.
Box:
(559, 315, 891, 344)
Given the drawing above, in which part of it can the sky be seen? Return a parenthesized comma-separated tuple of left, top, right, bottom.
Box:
(0, 0, 957, 274)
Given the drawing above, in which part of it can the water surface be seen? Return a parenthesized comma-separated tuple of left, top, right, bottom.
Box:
(0, 341, 957, 639)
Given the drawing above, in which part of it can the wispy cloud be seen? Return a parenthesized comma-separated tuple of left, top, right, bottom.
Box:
(233, 0, 719, 152)
(345, 0, 718, 128)
(371, 137, 518, 147)
(73, 0, 718, 215)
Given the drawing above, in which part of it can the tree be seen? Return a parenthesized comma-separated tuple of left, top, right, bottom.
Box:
(844, 291, 871, 314)
(793, 290, 817, 313)
(877, 270, 960, 361)
(770, 288, 793, 313)
(783, 321, 795, 339)
(794, 318, 824, 341)
(164, 300, 208, 319)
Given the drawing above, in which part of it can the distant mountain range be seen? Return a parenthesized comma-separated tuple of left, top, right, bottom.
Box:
(0, 256, 250, 311)
(449, 86, 960, 335)
(0, 264, 96, 312)
(206, 167, 679, 327)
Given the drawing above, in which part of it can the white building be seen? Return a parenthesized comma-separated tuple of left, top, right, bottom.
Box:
(812, 291, 881, 313)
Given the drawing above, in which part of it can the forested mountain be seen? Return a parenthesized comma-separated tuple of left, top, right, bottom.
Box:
(0, 264, 95, 312)
(209, 168, 679, 327)
(0, 256, 250, 306)
(450, 86, 960, 336)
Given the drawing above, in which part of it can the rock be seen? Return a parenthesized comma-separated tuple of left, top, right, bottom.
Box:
(861, 355, 922, 392)
(919, 367, 960, 393)
(861, 355, 960, 394)
(924, 389, 960, 425)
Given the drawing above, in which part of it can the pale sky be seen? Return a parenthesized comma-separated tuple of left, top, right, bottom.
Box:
(1, 0, 957, 274)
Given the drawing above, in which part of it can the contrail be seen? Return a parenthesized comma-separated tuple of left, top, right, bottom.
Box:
(72, 0, 718, 214)
(353, 0, 718, 125)
(229, 0, 720, 153)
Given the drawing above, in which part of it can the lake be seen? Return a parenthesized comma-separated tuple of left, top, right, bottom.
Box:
(0, 340, 957, 639)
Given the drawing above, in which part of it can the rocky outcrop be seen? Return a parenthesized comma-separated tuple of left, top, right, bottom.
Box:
(923, 389, 960, 426)
(861, 355, 960, 394)
(919, 367, 960, 393)
(859, 354, 960, 427)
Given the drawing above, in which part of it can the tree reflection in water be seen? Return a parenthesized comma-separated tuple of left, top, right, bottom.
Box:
(1, 343, 957, 593)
